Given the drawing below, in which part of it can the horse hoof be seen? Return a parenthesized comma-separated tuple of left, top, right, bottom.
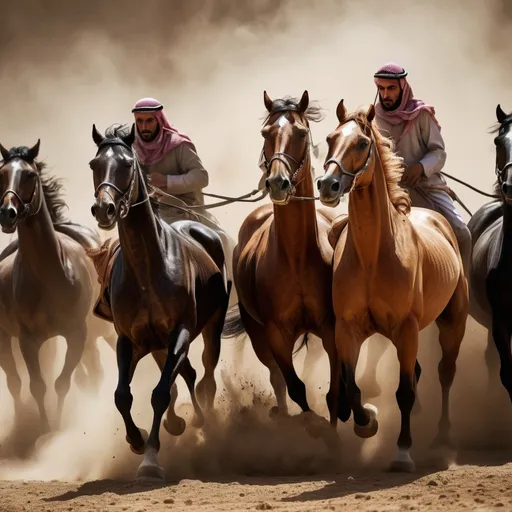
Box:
(163, 417, 186, 436)
(353, 403, 379, 439)
(136, 462, 165, 483)
(389, 449, 416, 473)
(127, 428, 148, 455)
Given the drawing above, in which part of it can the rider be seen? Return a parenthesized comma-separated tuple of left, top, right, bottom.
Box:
(373, 62, 471, 275)
(132, 96, 215, 225)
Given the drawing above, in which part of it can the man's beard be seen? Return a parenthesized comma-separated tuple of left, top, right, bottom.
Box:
(140, 125, 160, 142)
(380, 90, 403, 112)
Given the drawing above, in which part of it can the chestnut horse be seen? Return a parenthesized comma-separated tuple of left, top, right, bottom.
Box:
(224, 91, 343, 426)
(316, 101, 469, 472)
(0, 141, 115, 434)
(88, 124, 231, 481)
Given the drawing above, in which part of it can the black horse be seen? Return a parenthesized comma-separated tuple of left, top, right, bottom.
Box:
(468, 104, 512, 400)
(88, 123, 232, 481)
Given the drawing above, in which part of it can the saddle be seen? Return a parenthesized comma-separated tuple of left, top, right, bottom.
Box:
(85, 237, 121, 323)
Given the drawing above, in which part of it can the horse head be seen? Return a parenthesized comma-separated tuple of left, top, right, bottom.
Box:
(0, 140, 43, 233)
(259, 90, 318, 204)
(317, 100, 376, 207)
(89, 123, 136, 230)
(495, 104, 512, 203)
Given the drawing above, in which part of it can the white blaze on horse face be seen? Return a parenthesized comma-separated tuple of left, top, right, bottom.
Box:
(277, 115, 289, 128)
(341, 121, 357, 137)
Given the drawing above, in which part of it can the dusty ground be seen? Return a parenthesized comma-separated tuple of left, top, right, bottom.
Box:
(0, 452, 511, 511)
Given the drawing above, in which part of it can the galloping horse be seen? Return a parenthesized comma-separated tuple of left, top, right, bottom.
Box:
(317, 101, 469, 472)
(0, 141, 114, 433)
(468, 104, 512, 401)
(87, 124, 231, 481)
(224, 91, 343, 426)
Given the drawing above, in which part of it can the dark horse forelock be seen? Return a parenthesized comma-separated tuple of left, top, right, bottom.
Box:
(492, 111, 512, 200)
(1, 145, 69, 225)
(262, 96, 325, 125)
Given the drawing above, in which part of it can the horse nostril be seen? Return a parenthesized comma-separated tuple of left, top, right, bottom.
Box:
(502, 183, 511, 195)
(316, 179, 322, 191)
(281, 178, 291, 191)
(107, 203, 116, 217)
(7, 207, 16, 219)
(331, 182, 340, 192)
(90, 205, 97, 217)
(264, 179, 270, 190)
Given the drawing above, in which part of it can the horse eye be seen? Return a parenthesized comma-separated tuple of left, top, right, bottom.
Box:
(359, 140, 369, 150)
(27, 171, 37, 179)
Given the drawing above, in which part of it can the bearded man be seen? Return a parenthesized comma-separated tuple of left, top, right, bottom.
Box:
(373, 62, 471, 274)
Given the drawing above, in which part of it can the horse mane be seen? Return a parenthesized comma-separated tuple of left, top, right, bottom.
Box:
(262, 96, 325, 125)
(0, 146, 69, 224)
(345, 108, 411, 216)
(103, 123, 160, 215)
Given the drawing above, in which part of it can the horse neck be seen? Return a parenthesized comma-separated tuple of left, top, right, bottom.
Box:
(17, 188, 65, 275)
(117, 168, 166, 283)
(347, 155, 396, 268)
(273, 159, 319, 253)
(500, 201, 512, 260)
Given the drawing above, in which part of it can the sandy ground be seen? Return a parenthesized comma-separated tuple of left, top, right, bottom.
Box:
(0, 457, 511, 512)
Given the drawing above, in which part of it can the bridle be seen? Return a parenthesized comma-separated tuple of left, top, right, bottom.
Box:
(93, 138, 149, 219)
(0, 159, 43, 220)
(323, 119, 375, 193)
(258, 108, 312, 188)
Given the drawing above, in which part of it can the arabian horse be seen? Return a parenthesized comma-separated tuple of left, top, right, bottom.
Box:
(0, 141, 115, 434)
(317, 101, 469, 472)
(88, 123, 231, 481)
(468, 104, 512, 402)
(223, 91, 344, 427)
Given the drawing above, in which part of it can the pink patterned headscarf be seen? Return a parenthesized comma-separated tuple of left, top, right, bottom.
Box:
(373, 62, 440, 138)
(132, 97, 192, 165)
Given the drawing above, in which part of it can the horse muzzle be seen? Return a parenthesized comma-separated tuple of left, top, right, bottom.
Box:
(316, 175, 345, 207)
(265, 174, 294, 205)
(91, 198, 117, 230)
(0, 201, 20, 234)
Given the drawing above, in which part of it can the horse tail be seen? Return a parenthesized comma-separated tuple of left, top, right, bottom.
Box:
(221, 303, 247, 339)
(293, 332, 309, 357)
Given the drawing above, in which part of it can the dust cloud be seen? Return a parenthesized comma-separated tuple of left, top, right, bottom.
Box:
(0, 0, 510, 483)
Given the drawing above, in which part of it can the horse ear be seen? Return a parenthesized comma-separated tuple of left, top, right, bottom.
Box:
(0, 143, 9, 161)
(497, 104, 508, 124)
(124, 123, 136, 147)
(366, 103, 376, 123)
(299, 90, 309, 113)
(336, 99, 347, 122)
(27, 139, 40, 161)
(263, 91, 273, 113)
(92, 124, 105, 146)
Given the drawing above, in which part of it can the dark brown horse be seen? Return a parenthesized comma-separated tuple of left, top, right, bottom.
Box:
(88, 123, 231, 481)
(0, 141, 115, 434)
(223, 91, 344, 427)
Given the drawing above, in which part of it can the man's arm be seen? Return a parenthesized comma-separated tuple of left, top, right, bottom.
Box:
(165, 142, 209, 194)
(418, 111, 447, 178)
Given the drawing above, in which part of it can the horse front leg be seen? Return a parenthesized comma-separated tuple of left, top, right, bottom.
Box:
(335, 321, 379, 438)
(19, 333, 49, 434)
(137, 325, 190, 482)
(390, 314, 419, 473)
(55, 322, 87, 429)
(114, 335, 146, 455)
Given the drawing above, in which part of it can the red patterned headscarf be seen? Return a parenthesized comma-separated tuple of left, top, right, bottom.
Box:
(374, 62, 440, 137)
(132, 97, 192, 165)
